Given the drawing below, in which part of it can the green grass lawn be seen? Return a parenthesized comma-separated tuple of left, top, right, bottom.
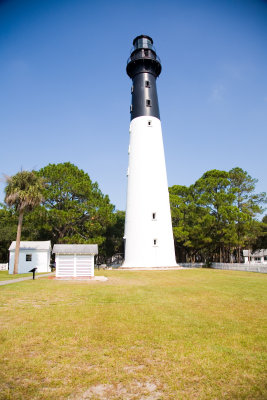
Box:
(0, 269, 266, 400)
(0, 271, 50, 281)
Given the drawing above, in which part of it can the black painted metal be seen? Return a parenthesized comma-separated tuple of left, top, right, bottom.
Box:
(127, 35, 162, 121)
(29, 267, 37, 280)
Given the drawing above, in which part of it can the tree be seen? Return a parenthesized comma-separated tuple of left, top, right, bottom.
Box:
(252, 215, 267, 251)
(169, 185, 195, 262)
(4, 171, 45, 274)
(169, 168, 266, 263)
(104, 210, 125, 259)
(0, 207, 18, 262)
(36, 163, 115, 255)
(229, 167, 266, 261)
(193, 169, 239, 263)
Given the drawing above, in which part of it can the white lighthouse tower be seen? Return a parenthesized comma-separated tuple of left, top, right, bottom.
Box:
(123, 35, 177, 268)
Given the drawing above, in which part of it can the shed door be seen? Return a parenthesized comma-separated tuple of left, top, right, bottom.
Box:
(76, 255, 94, 277)
(57, 255, 75, 277)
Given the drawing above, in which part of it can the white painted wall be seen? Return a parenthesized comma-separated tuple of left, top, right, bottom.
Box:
(123, 116, 177, 268)
(9, 250, 50, 274)
(244, 256, 267, 264)
(56, 254, 94, 277)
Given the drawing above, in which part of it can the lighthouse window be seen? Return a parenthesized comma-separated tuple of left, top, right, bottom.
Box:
(144, 49, 149, 57)
(146, 99, 151, 107)
(153, 239, 157, 246)
(152, 212, 156, 220)
(130, 104, 133, 112)
(131, 85, 134, 93)
(145, 80, 150, 88)
(148, 120, 152, 126)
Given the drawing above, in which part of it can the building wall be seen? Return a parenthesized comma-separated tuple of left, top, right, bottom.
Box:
(9, 250, 50, 274)
(55, 254, 95, 277)
(123, 116, 176, 268)
(244, 256, 267, 264)
(0, 263, 8, 271)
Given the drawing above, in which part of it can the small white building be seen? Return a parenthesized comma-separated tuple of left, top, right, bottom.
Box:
(243, 249, 267, 264)
(9, 241, 51, 274)
(53, 244, 98, 278)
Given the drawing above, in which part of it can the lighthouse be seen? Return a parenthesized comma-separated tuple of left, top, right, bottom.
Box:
(123, 35, 177, 268)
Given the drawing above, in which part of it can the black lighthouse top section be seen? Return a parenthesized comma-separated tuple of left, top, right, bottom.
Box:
(127, 35, 162, 79)
(127, 35, 162, 120)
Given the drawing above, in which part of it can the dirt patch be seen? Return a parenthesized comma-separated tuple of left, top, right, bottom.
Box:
(123, 365, 145, 373)
(71, 380, 163, 400)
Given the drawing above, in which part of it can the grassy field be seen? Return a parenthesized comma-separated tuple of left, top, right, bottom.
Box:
(0, 269, 266, 400)
(0, 271, 49, 281)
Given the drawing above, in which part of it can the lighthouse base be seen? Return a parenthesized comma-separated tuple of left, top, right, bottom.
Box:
(120, 264, 180, 270)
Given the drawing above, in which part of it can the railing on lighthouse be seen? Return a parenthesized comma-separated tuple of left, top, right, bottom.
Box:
(126, 35, 162, 79)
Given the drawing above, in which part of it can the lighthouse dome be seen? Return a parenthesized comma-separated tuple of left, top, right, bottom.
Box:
(133, 35, 154, 50)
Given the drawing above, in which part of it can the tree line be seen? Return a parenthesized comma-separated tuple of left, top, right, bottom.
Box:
(169, 168, 267, 263)
(0, 163, 124, 266)
(0, 163, 266, 268)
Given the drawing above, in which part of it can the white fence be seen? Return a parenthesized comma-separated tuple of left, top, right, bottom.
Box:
(179, 262, 267, 273)
(212, 263, 267, 273)
(179, 263, 204, 268)
(0, 263, 8, 271)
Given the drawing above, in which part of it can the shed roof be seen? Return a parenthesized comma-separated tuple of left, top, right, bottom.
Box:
(53, 244, 98, 255)
(9, 241, 51, 251)
(243, 249, 267, 257)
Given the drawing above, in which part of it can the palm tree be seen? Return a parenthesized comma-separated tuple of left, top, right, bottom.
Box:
(4, 171, 45, 274)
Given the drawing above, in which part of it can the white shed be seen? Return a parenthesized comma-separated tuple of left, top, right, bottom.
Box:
(9, 241, 51, 274)
(243, 249, 267, 264)
(53, 244, 98, 278)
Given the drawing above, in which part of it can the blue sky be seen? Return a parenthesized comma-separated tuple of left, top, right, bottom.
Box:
(0, 0, 266, 211)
